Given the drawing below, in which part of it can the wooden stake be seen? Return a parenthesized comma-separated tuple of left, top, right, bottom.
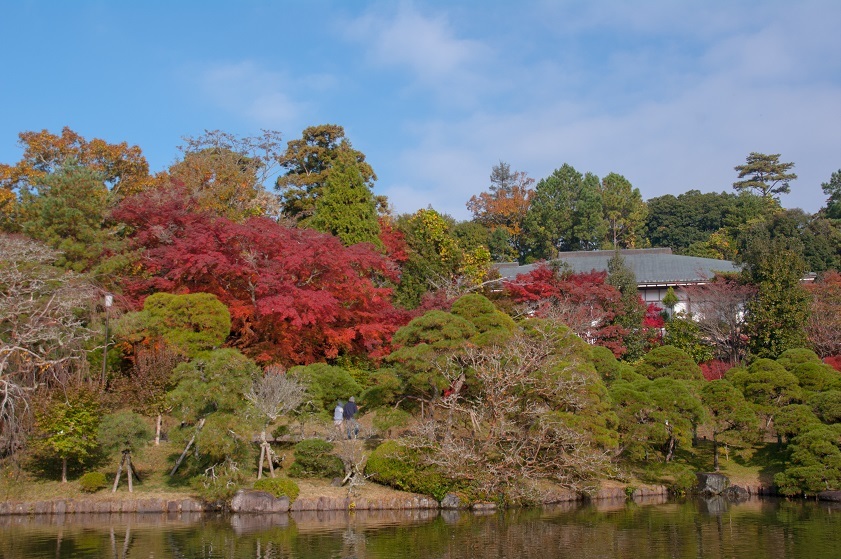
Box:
(267, 443, 276, 478)
(170, 418, 205, 476)
(126, 453, 133, 493)
(112, 453, 125, 492)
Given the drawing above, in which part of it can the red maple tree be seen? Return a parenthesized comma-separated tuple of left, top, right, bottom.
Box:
(504, 264, 628, 356)
(113, 187, 410, 364)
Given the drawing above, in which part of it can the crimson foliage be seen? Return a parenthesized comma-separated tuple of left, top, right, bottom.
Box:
(505, 264, 628, 356)
(700, 360, 731, 381)
(114, 187, 409, 364)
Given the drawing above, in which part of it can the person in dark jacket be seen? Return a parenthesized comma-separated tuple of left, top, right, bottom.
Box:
(343, 396, 359, 440)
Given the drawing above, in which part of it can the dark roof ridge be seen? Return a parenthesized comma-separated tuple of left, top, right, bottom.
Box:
(555, 248, 673, 258)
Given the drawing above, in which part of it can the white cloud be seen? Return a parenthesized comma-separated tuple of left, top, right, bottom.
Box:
(343, 3, 492, 105)
(197, 61, 315, 128)
(382, 2, 841, 220)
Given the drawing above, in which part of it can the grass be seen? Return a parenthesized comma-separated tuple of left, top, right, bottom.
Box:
(626, 438, 787, 492)
(0, 442, 200, 502)
(4, 412, 789, 504)
(0, 415, 409, 504)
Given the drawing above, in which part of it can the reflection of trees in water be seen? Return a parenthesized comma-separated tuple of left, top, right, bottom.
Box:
(342, 526, 365, 558)
(0, 500, 840, 558)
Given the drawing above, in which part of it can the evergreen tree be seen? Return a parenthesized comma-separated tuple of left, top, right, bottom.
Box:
(19, 161, 109, 271)
(733, 152, 796, 201)
(522, 163, 582, 259)
(607, 251, 647, 359)
(572, 172, 607, 250)
(701, 380, 757, 471)
(600, 173, 648, 249)
(276, 124, 376, 223)
(742, 237, 810, 359)
(822, 169, 841, 220)
(311, 149, 381, 247)
(774, 423, 841, 496)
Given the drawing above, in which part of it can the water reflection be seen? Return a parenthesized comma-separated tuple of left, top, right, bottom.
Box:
(0, 498, 838, 559)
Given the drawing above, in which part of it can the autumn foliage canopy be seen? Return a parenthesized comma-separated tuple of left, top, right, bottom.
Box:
(114, 187, 409, 365)
(504, 264, 630, 356)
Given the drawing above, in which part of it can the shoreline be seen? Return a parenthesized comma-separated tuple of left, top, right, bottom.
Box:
(0, 468, 797, 516)
(0, 484, 673, 516)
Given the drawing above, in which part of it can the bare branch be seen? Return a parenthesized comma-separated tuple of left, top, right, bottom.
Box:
(245, 367, 306, 424)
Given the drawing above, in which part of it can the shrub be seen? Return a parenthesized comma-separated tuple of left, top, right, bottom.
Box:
(288, 364, 362, 413)
(365, 441, 452, 501)
(98, 411, 152, 455)
(271, 424, 290, 439)
(637, 463, 696, 497)
(360, 370, 402, 408)
(79, 472, 108, 493)
(791, 362, 841, 393)
(635, 345, 702, 381)
(288, 439, 344, 479)
(254, 476, 300, 502)
(117, 292, 231, 358)
(372, 408, 411, 435)
(666, 464, 698, 496)
(591, 346, 639, 383)
(190, 461, 244, 503)
(825, 356, 841, 372)
(776, 348, 821, 371)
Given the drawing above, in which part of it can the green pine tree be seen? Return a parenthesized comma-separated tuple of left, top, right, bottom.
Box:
(742, 237, 810, 358)
(19, 161, 109, 271)
(311, 149, 381, 247)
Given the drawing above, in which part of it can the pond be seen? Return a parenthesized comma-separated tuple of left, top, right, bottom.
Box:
(0, 497, 837, 558)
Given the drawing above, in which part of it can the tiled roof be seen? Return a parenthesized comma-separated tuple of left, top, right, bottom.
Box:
(495, 248, 740, 285)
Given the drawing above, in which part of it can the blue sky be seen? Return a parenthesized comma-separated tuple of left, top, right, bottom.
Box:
(2, 0, 839, 219)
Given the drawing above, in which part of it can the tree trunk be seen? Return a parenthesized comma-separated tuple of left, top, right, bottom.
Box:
(61, 457, 67, 483)
(665, 422, 675, 462)
(155, 414, 162, 446)
(257, 444, 265, 480)
(170, 418, 205, 476)
(712, 432, 719, 472)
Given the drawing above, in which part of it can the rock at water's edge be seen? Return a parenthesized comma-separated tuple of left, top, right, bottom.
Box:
(818, 491, 841, 502)
(696, 473, 730, 496)
(230, 490, 290, 513)
(440, 493, 466, 510)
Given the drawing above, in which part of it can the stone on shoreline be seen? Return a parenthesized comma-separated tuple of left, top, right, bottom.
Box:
(440, 493, 466, 509)
(230, 490, 290, 513)
(697, 473, 730, 496)
(818, 491, 841, 502)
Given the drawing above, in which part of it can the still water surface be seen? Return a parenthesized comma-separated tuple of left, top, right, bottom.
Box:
(0, 497, 838, 559)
